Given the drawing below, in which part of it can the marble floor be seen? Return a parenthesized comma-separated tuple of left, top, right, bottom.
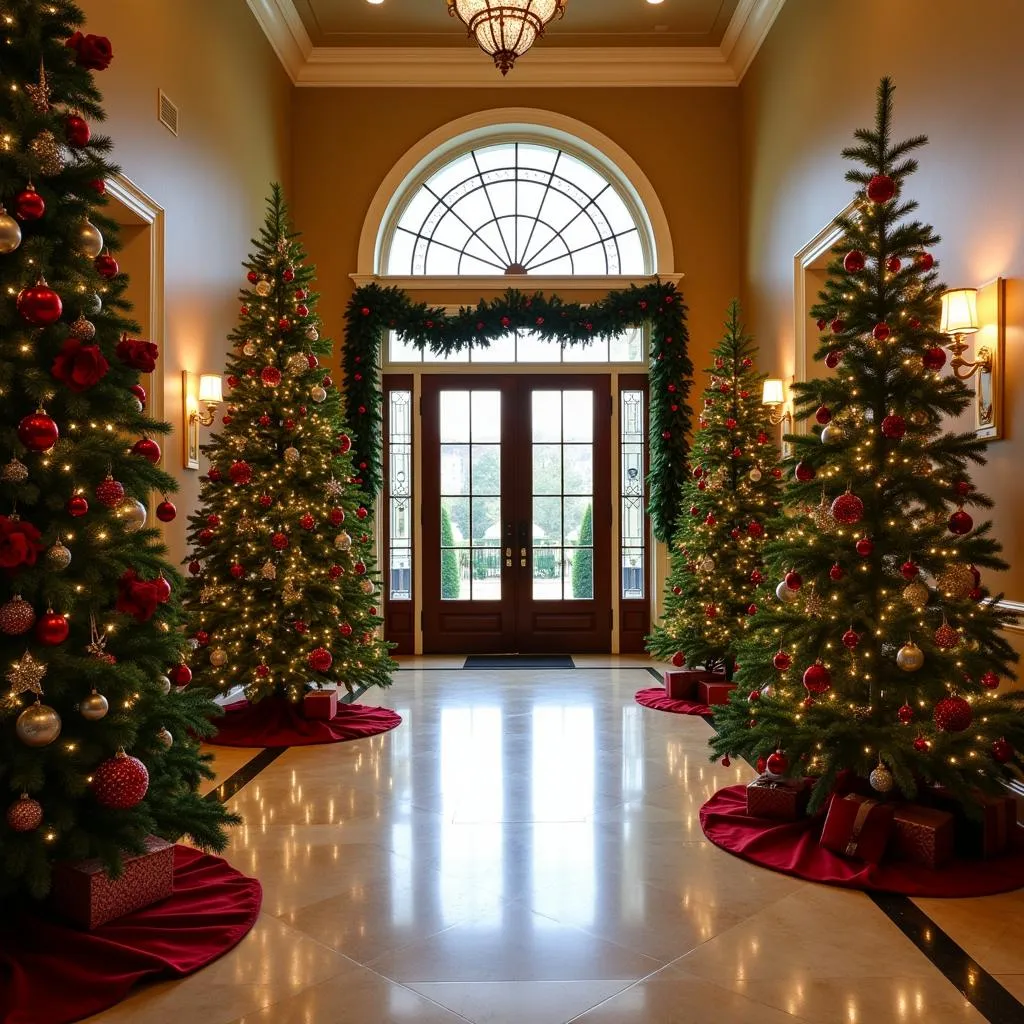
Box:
(85, 658, 1024, 1024)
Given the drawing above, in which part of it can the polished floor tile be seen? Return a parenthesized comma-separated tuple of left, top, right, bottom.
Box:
(86, 662, 1024, 1023)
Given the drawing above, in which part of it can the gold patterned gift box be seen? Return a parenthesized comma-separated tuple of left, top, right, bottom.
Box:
(891, 804, 955, 868)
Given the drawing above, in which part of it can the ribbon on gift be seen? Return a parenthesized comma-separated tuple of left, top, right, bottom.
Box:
(844, 797, 878, 858)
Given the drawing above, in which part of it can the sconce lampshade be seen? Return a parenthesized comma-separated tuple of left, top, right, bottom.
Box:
(761, 378, 785, 407)
(198, 373, 223, 405)
(939, 288, 979, 336)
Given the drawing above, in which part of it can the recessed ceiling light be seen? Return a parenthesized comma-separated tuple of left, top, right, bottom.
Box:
(367, 0, 383, 5)
(646, 0, 666, 5)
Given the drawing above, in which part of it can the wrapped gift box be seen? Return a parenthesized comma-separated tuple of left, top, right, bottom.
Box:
(746, 775, 810, 821)
(820, 793, 894, 864)
(892, 804, 955, 869)
(50, 836, 174, 930)
(303, 688, 337, 720)
(696, 680, 736, 705)
(664, 670, 716, 699)
(924, 788, 1018, 859)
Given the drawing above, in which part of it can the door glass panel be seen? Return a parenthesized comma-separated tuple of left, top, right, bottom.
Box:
(440, 390, 501, 601)
(563, 392, 594, 443)
(532, 444, 562, 494)
(563, 446, 593, 494)
(621, 389, 645, 599)
(388, 389, 412, 601)
(531, 391, 562, 441)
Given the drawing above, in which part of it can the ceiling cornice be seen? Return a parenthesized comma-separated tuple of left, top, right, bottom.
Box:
(248, 0, 787, 88)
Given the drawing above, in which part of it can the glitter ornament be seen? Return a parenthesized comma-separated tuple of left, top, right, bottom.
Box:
(980, 671, 1000, 690)
(69, 314, 96, 340)
(16, 703, 61, 746)
(6, 794, 43, 832)
(802, 663, 832, 694)
(831, 492, 864, 524)
(2, 457, 28, 483)
(898, 703, 914, 724)
(0, 596, 36, 635)
(79, 690, 109, 721)
(896, 641, 925, 672)
(283, 446, 300, 464)
(210, 648, 228, 667)
(260, 559, 277, 580)
(869, 763, 894, 793)
(255, 279, 271, 296)
(287, 352, 308, 374)
(95, 474, 125, 508)
(229, 460, 252, 485)
(92, 753, 149, 809)
(308, 647, 333, 673)
(934, 622, 960, 649)
(261, 366, 282, 387)
(46, 540, 71, 570)
(902, 582, 929, 608)
(271, 532, 289, 551)
(934, 695, 972, 733)
(880, 414, 906, 440)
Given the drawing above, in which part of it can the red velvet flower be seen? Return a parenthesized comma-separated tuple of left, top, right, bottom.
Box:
(0, 516, 44, 571)
(51, 338, 109, 392)
(115, 336, 159, 372)
(65, 32, 113, 70)
(116, 569, 160, 623)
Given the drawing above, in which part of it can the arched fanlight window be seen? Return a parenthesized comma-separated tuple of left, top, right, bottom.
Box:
(382, 137, 653, 277)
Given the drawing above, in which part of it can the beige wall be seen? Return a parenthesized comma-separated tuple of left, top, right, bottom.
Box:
(740, 0, 1024, 628)
(78, 0, 292, 563)
(290, 87, 741, 376)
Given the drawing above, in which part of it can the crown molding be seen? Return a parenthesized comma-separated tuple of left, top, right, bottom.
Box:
(250, 0, 786, 88)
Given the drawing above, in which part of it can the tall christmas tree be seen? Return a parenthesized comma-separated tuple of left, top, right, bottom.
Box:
(0, 1, 236, 898)
(183, 186, 395, 702)
(647, 302, 783, 679)
(711, 79, 1021, 810)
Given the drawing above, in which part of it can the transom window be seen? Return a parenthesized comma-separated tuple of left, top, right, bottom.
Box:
(383, 140, 650, 277)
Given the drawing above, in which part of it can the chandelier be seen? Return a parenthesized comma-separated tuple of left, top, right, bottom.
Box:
(447, 1, 568, 76)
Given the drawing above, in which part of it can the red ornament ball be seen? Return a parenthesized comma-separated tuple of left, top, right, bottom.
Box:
(934, 695, 972, 733)
(886, 256, 902, 273)
(261, 366, 282, 387)
(704, 513, 716, 527)
(337, 433, 352, 453)
(923, 346, 947, 371)
(197, 528, 214, 546)
(669, 651, 685, 668)
(756, 757, 768, 774)
(295, 304, 309, 318)
(92, 754, 149, 810)
(94, 253, 119, 279)
(856, 537, 874, 557)
(156, 500, 177, 522)
(329, 507, 345, 526)
(277, 318, 291, 331)
(748, 521, 764, 538)
(354, 560, 367, 576)
(881, 414, 906, 440)
(704, 604, 718, 619)
(188, 560, 201, 575)
(329, 564, 343, 579)
(35, 610, 68, 645)
(766, 751, 789, 776)
(271, 532, 289, 551)
(132, 437, 161, 464)
(829, 563, 844, 581)
(824, 348, 843, 369)
(913, 736, 930, 752)
(308, 647, 333, 673)
(671, 585, 682, 596)
(955, 480, 973, 498)
(18, 410, 59, 451)
(803, 663, 832, 695)
(258, 494, 273, 508)
(689, 506, 700, 517)
(294, 620, 307, 634)
(195, 630, 210, 647)
(916, 251, 935, 272)
(841, 628, 860, 649)
(169, 664, 192, 686)
(872, 322, 891, 342)
(95, 476, 125, 508)
(980, 671, 1000, 690)
(256, 664, 270, 678)
(339, 622, 353, 637)
(748, 690, 761, 702)
(229, 460, 252, 485)
(67, 494, 89, 517)
(65, 113, 90, 146)
(90, 179, 106, 195)
(15, 187, 46, 220)
(246, 270, 259, 284)
(356, 507, 369, 521)
(784, 571, 802, 591)
(747, 603, 758, 616)
(815, 405, 832, 425)
(6, 795, 43, 832)
(900, 560, 919, 580)
(935, 623, 960, 649)
(949, 509, 973, 535)
(993, 738, 1014, 764)
(773, 651, 792, 671)
(867, 174, 896, 203)
(794, 461, 816, 483)
(230, 563, 245, 579)
(282, 267, 295, 282)
(831, 491, 864, 525)
(299, 513, 315, 530)
(0, 597, 35, 635)
(154, 575, 171, 603)
(750, 569, 764, 584)
(898, 703, 914, 725)
(130, 383, 147, 408)
(843, 250, 865, 273)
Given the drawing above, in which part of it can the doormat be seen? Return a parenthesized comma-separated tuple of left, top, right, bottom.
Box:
(463, 655, 575, 670)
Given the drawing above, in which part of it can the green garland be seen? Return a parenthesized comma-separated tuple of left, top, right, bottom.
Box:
(342, 281, 692, 542)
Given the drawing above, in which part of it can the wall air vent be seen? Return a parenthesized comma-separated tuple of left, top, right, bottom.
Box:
(157, 90, 178, 136)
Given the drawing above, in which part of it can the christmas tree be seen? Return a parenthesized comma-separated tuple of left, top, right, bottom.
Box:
(711, 79, 1021, 810)
(0, 1, 236, 899)
(647, 302, 783, 679)
(183, 186, 395, 703)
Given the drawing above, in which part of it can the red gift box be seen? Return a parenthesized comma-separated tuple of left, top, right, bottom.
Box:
(925, 788, 1018, 859)
(697, 680, 736, 705)
(820, 793, 894, 864)
(303, 688, 337, 720)
(50, 835, 174, 930)
(892, 804, 955, 869)
(746, 775, 810, 821)
(664, 670, 716, 699)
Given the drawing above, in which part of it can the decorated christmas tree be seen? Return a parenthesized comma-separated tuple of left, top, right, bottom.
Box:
(647, 302, 783, 679)
(183, 186, 395, 702)
(711, 79, 1021, 810)
(0, 0, 236, 898)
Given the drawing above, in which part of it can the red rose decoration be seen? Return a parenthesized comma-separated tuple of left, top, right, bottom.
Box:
(115, 336, 159, 372)
(65, 32, 113, 71)
(116, 569, 160, 623)
(0, 515, 44, 571)
(51, 338, 109, 392)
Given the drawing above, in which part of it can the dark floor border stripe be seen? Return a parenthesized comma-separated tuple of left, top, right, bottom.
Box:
(870, 894, 1024, 1023)
(205, 746, 287, 805)
(644, 663, 1022, 1023)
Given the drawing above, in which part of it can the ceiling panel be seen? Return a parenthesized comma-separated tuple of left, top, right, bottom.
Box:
(295, 0, 740, 48)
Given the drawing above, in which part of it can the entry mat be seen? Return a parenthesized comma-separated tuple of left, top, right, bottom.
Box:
(463, 655, 576, 670)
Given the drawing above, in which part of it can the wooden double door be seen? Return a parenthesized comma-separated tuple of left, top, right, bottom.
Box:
(422, 375, 612, 654)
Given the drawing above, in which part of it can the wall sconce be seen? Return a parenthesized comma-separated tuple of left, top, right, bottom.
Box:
(762, 378, 793, 456)
(182, 371, 223, 470)
(940, 279, 1005, 440)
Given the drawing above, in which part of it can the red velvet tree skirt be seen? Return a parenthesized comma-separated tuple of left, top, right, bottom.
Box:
(701, 784, 1024, 897)
(211, 693, 402, 747)
(635, 687, 711, 716)
(0, 846, 260, 1024)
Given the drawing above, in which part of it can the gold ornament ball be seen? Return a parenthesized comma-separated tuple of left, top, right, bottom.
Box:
(360, 578, 375, 595)
(1, 457, 29, 483)
(116, 498, 148, 533)
(286, 353, 308, 374)
(30, 130, 64, 175)
(902, 582, 930, 609)
(77, 219, 104, 258)
(310, 386, 327, 403)
(16, 703, 62, 747)
(255, 279, 271, 296)
(283, 446, 300, 464)
(46, 540, 72, 570)
(936, 564, 974, 599)
(334, 531, 352, 551)
(158, 674, 172, 695)
(699, 557, 715, 572)
(869, 763, 894, 793)
(305, 326, 319, 342)
(242, 341, 257, 357)
(210, 647, 228, 667)
(69, 314, 96, 340)
(0, 208, 22, 254)
(896, 641, 925, 672)
(79, 691, 109, 721)
(156, 726, 174, 749)
(749, 467, 762, 482)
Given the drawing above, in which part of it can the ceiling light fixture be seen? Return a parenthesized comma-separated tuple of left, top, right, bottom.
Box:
(447, 1, 567, 76)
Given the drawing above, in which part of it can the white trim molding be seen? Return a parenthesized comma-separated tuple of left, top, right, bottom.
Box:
(248, 0, 786, 88)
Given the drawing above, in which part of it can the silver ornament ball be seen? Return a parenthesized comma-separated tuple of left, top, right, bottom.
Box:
(0, 208, 22, 254)
(749, 467, 762, 482)
(287, 352, 308, 374)
(334, 531, 352, 551)
(820, 423, 845, 444)
(77, 219, 104, 259)
(46, 540, 72, 571)
(776, 580, 799, 604)
(310, 386, 327, 403)
(116, 498, 147, 533)
(699, 557, 715, 572)
(869, 763, 894, 793)
(242, 341, 256, 357)
(156, 726, 174, 749)
(158, 674, 172, 695)
(16, 703, 62, 747)
(83, 292, 102, 315)
(79, 691, 109, 721)
(360, 578, 375, 595)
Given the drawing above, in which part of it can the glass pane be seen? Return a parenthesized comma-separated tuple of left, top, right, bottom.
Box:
(471, 445, 501, 494)
(532, 392, 561, 442)
(532, 444, 562, 495)
(563, 337, 608, 363)
(564, 496, 593, 547)
(390, 550, 411, 600)
(532, 497, 561, 549)
(470, 548, 501, 601)
(620, 389, 646, 600)
(439, 391, 470, 443)
(569, 546, 593, 600)
(533, 547, 564, 601)
(609, 326, 645, 363)
(471, 391, 501, 442)
(563, 392, 593, 442)
(388, 330, 423, 364)
(621, 550, 643, 599)
(440, 444, 470, 495)
(470, 332, 516, 363)
(441, 496, 469, 545)
(563, 445, 593, 495)
(471, 496, 501, 545)
(388, 389, 413, 602)
(516, 330, 562, 363)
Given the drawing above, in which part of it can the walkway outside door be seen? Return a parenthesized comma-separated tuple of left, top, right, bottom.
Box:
(422, 375, 611, 653)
